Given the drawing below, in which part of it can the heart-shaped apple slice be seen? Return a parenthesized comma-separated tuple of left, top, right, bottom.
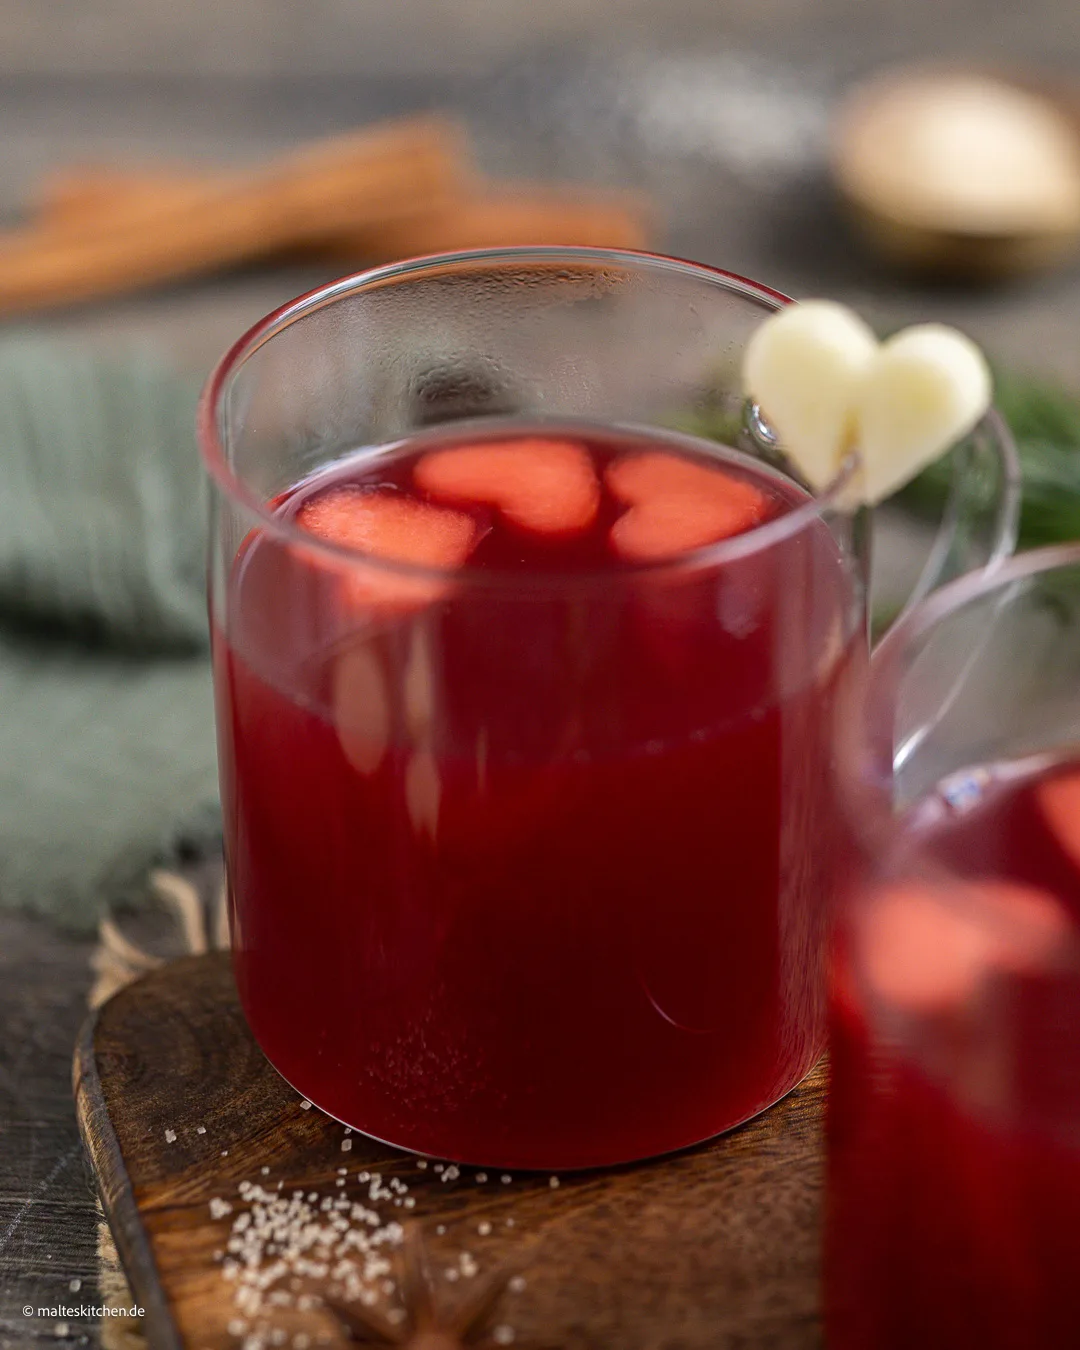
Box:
(296, 487, 482, 608)
(1037, 768, 1080, 871)
(856, 325, 993, 504)
(606, 452, 770, 561)
(743, 299, 878, 492)
(743, 300, 993, 505)
(861, 878, 1069, 1014)
(414, 437, 600, 535)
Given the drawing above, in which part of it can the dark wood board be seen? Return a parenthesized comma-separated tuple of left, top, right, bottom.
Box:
(73, 952, 825, 1350)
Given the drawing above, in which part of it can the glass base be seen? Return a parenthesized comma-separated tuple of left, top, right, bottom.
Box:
(268, 1051, 824, 1173)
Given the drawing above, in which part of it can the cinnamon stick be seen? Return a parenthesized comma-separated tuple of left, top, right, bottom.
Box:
(313, 184, 652, 258)
(36, 166, 217, 225)
(0, 117, 470, 316)
(33, 165, 653, 263)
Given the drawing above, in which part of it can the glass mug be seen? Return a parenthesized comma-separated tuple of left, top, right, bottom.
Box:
(199, 248, 1018, 1168)
(828, 543, 1080, 1349)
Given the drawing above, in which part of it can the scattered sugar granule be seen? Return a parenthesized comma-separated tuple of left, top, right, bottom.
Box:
(341, 1139, 353, 1152)
(196, 1125, 207, 1135)
(416, 1159, 428, 1169)
(209, 1198, 233, 1220)
(477, 1221, 492, 1236)
(221, 1150, 229, 1157)
(54, 1324, 69, 1339)
(433, 1163, 444, 1173)
(460, 1253, 479, 1278)
(270, 1331, 287, 1346)
(299, 1100, 312, 1110)
(67, 1278, 81, 1294)
(337, 1168, 348, 1176)
(307, 1192, 318, 1203)
(403, 1197, 416, 1209)
(444, 1267, 460, 1282)
(336, 1178, 346, 1187)
(475, 1172, 488, 1184)
(549, 1176, 561, 1189)
(509, 1275, 527, 1293)
(293, 1337, 310, 1350)
(261, 1167, 270, 1176)
(493, 1326, 515, 1345)
(505, 1218, 515, 1228)
(164, 1129, 177, 1144)
(228, 1319, 248, 1336)
(344, 1127, 353, 1134)
(386, 1310, 406, 1327)
(500, 1174, 512, 1185)
(436, 1224, 446, 1236)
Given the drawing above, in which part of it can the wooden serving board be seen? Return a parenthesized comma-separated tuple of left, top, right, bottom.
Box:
(74, 953, 825, 1350)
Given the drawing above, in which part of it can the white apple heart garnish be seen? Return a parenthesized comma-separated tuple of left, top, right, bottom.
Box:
(743, 300, 878, 493)
(742, 300, 992, 505)
(856, 324, 993, 504)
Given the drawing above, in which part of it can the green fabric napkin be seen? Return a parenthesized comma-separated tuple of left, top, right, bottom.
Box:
(0, 338, 219, 932)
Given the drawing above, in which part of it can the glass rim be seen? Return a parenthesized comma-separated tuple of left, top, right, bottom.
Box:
(197, 245, 866, 587)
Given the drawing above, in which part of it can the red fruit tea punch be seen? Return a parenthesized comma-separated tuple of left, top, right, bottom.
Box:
(200, 249, 1013, 1167)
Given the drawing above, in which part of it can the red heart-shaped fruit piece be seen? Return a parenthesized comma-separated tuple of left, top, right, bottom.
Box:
(1039, 769, 1080, 872)
(606, 452, 770, 561)
(861, 878, 1069, 1014)
(295, 488, 481, 608)
(414, 437, 600, 535)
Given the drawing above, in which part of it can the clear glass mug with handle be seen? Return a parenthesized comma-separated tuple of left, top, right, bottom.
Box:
(199, 247, 1018, 1168)
(827, 541, 1080, 1350)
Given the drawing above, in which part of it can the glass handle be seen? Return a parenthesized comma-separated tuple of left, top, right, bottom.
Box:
(872, 409, 1022, 643)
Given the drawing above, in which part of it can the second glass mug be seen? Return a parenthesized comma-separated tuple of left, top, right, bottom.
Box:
(199, 248, 1018, 1168)
(828, 543, 1080, 1348)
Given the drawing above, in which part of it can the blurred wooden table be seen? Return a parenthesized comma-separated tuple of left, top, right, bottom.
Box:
(4, 5, 1080, 1346)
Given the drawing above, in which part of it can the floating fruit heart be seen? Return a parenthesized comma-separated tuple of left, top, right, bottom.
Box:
(414, 436, 600, 534)
(743, 300, 992, 504)
(862, 878, 1069, 1013)
(606, 452, 770, 561)
(295, 487, 482, 608)
(1038, 768, 1080, 871)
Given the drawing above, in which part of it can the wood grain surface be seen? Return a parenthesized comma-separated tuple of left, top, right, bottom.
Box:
(0, 914, 103, 1349)
(74, 952, 826, 1350)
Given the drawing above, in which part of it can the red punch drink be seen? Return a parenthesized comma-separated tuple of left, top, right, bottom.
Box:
(214, 420, 858, 1167)
(828, 756, 1080, 1348)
